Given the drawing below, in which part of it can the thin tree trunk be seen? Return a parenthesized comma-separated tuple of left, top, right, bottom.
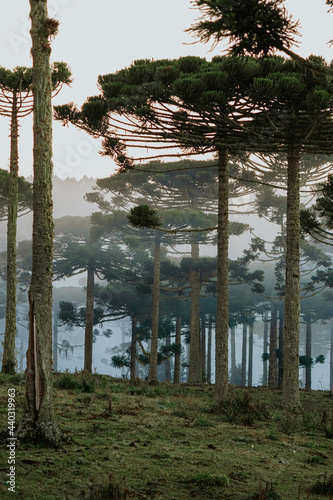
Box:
(230, 327, 236, 384)
(263, 311, 268, 386)
(147, 236, 160, 383)
(130, 317, 137, 382)
(165, 330, 171, 382)
(330, 318, 333, 391)
(241, 324, 247, 386)
(305, 317, 312, 390)
(248, 323, 253, 388)
(53, 304, 58, 372)
(188, 243, 201, 383)
(283, 148, 301, 408)
(201, 313, 206, 382)
(174, 315, 181, 384)
(207, 316, 212, 385)
(278, 310, 284, 388)
(268, 303, 278, 388)
(18, 0, 60, 445)
(84, 258, 94, 373)
(2, 93, 19, 374)
(215, 148, 229, 401)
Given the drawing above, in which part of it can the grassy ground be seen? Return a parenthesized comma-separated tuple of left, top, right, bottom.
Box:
(0, 372, 333, 499)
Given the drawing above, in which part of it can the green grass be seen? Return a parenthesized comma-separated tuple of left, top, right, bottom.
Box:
(0, 374, 333, 499)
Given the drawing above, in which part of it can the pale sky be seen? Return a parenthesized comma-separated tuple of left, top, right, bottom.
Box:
(0, 0, 332, 180)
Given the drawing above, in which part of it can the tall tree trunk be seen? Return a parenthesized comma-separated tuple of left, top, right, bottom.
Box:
(174, 315, 181, 384)
(241, 323, 247, 386)
(215, 148, 229, 400)
(53, 304, 58, 372)
(283, 148, 301, 408)
(230, 327, 236, 384)
(130, 317, 137, 382)
(84, 258, 94, 373)
(278, 310, 284, 388)
(330, 318, 333, 391)
(188, 243, 201, 383)
(268, 304, 278, 388)
(305, 317, 312, 390)
(2, 93, 19, 374)
(201, 313, 206, 382)
(263, 310, 268, 386)
(207, 316, 212, 385)
(18, 0, 60, 445)
(248, 323, 254, 388)
(147, 236, 160, 383)
(165, 330, 171, 382)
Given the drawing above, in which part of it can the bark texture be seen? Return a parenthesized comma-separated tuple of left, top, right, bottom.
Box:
(147, 236, 160, 383)
(215, 149, 229, 401)
(84, 258, 95, 373)
(283, 148, 301, 408)
(173, 315, 181, 384)
(130, 317, 137, 382)
(263, 311, 268, 386)
(268, 304, 278, 388)
(207, 316, 212, 385)
(188, 243, 201, 383)
(2, 93, 19, 374)
(241, 324, 247, 386)
(17, 0, 60, 446)
(305, 318, 312, 390)
(248, 324, 253, 387)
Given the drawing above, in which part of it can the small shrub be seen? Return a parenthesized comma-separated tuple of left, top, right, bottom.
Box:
(248, 481, 281, 500)
(278, 412, 300, 435)
(217, 390, 269, 426)
(310, 474, 333, 495)
(54, 372, 79, 390)
(190, 473, 229, 488)
(307, 455, 326, 465)
(81, 473, 129, 499)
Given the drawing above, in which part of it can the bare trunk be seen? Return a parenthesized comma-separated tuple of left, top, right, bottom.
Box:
(305, 317, 312, 390)
(165, 330, 171, 382)
(84, 259, 94, 373)
(53, 304, 58, 372)
(268, 304, 278, 388)
(173, 315, 181, 384)
(188, 243, 201, 383)
(147, 236, 160, 383)
(248, 324, 253, 388)
(263, 311, 268, 386)
(2, 94, 19, 374)
(330, 318, 333, 391)
(18, 0, 60, 445)
(130, 317, 137, 382)
(207, 316, 212, 385)
(215, 148, 229, 400)
(278, 310, 284, 388)
(230, 327, 236, 383)
(283, 148, 301, 408)
(201, 314, 206, 382)
(241, 324, 247, 386)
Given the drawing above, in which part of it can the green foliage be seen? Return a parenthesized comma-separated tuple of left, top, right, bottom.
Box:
(188, 0, 300, 56)
(0, 169, 33, 220)
(127, 205, 162, 229)
(189, 472, 229, 488)
(310, 475, 333, 495)
(216, 390, 269, 425)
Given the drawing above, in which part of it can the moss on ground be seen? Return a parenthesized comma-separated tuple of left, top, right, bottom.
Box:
(0, 372, 332, 499)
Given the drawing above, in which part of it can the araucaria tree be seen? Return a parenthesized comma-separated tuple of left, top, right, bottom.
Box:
(55, 56, 263, 400)
(188, 0, 333, 407)
(0, 63, 70, 374)
(18, 1, 61, 445)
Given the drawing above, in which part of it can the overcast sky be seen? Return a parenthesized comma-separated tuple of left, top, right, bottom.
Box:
(0, 0, 332, 180)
